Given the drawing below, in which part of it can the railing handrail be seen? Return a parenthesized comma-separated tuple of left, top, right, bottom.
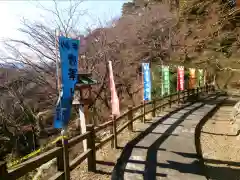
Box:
(0, 85, 215, 180)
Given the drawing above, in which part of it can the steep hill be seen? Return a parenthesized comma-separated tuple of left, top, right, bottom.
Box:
(122, 0, 240, 90)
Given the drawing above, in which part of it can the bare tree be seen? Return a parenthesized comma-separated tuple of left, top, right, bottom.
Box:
(0, 0, 87, 158)
(0, 1, 177, 157)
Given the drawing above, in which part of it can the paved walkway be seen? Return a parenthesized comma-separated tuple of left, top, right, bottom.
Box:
(111, 93, 226, 180)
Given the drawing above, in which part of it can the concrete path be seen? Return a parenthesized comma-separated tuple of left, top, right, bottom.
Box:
(111, 94, 226, 180)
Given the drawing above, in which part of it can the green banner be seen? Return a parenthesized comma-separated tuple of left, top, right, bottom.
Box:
(161, 65, 170, 96)
(198, 69, 203, 87)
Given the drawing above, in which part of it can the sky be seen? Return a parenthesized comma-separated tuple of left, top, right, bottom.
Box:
(0, 0, 129, 41)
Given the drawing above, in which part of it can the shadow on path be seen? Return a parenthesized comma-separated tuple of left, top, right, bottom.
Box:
(111, 94, 219, 180)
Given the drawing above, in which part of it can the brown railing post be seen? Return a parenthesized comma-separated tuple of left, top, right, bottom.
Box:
(187, 89, 190, 100)
(169, 95, 172, 108)
(159, 98, 162, 112)
(177, 91, 180, 105)
(183, 90, 186, 102)
(197, 87, 199, 98)
(128, 106, 133, 131)
(0, 161, 8, 180)
(141, 102, 144, 122)
(112, 116, 117, 149)
(86, 124, 96, 172)
(152, 100, 156, 117)
(109, 115, 114, 148)
(56, 135, 70, 180)
(56, 140, 65, 176)
(62, 136, 70, 180)
(143, 101, 146, 123)
(212, 85, 214, 92)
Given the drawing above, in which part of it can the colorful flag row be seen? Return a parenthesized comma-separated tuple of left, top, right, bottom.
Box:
(142, 63, 209, 100)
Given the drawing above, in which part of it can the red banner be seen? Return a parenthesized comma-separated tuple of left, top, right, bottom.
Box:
(177, 66, 184, 91)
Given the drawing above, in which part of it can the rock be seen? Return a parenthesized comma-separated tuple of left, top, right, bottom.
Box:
(32, 158, 57, 180)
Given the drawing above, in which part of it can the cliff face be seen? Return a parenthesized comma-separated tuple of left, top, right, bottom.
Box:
(122, 0, 240, 90)
(175, 0, 240, 89)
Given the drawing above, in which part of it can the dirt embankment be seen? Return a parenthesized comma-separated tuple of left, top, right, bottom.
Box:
(200, 101, 240, 180)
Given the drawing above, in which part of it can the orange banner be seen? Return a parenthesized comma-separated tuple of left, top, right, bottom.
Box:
(189, 68, 196, 89)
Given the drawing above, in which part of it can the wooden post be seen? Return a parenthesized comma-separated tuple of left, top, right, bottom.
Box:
(212, 85, 214, 92)
(169, 95, 172, 108)
(128, 106, 133, 131)
(197, 87, 199, 99)
(56, 140, 64, 175)
(152, 100, 156, 117)
(158, 98, 162, 112)
(0, 161, 8, 180)
(143, 101, 146, 123)
(183, 91, 186, 102)
(109, 115, 114, 148)
(177, 91, 180, 105)
(141, 102, 144, 122)
(187, 89, 190, 99)
(63, 137, 70, 180)
(86, 124, 96, 172)
(112, 116, 117, 149)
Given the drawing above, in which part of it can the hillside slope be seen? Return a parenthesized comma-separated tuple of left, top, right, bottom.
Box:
(174, 0, 240, 90)
(123, 0, 240, 90)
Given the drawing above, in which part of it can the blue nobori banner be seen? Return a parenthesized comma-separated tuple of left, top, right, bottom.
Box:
(54, 36, 80, 128)
(142, 63, 151, 101)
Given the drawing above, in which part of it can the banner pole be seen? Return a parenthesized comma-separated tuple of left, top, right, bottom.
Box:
(55, 29, 61, 95)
